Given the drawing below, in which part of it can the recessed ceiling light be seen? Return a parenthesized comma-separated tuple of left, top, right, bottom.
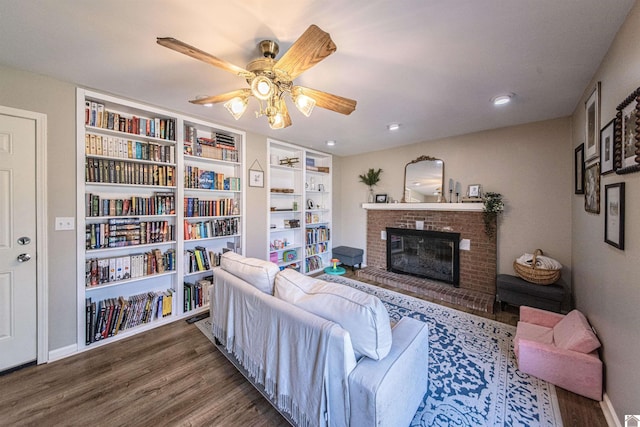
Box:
(492, 93, 514, 106)
(387, 123, 401, 131)
(326, 140, 336, 146)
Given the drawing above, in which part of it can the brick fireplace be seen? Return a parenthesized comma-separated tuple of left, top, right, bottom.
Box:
(360, 204, 497, 313)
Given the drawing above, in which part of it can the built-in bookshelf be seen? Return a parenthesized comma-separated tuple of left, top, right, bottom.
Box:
(267, 139, 332, 274)
(181, 117, 243, 315)
(77, 89, 245, 350)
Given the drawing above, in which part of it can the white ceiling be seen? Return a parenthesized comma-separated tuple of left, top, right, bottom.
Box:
(0, 1, 634, 156)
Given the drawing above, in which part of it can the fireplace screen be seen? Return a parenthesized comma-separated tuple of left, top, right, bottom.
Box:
(386, 227, 460, 286)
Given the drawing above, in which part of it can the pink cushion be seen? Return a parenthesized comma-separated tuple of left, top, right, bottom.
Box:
(514, 321, 554, 356)
(553, 310, 601, 353)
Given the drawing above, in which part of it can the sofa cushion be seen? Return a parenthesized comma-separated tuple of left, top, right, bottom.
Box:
(553, 310, 601, 353)
(513, 321, 554, 357)
(220, 252, 280, 295)
(274, 268, 392, 360)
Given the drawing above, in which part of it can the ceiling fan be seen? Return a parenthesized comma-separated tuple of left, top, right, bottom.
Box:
(157, 25, 357, 129)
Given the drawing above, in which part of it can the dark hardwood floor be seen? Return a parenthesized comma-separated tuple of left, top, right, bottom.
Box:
(0, 272, 607, 427)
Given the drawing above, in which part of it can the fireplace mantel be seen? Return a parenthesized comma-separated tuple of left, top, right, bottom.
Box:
(362, 203, 483, 212)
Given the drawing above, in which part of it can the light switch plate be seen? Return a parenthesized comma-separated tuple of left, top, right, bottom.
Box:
(55, 217, 75, 231)
(460, 239, 471, 251)
(381, 230, 387, 240)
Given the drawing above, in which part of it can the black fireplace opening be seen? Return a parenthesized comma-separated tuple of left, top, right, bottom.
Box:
(386, 227, 460, 286)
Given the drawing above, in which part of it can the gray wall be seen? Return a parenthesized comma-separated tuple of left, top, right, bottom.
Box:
(570, 1, 640, 421)
(0, 65, 77, 351)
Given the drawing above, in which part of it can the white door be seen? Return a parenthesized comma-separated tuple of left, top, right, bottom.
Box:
(0, 112, 37, 371)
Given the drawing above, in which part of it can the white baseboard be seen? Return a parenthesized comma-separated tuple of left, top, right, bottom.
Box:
(601, 393, 621, 427)
(47, 344, 78, 362)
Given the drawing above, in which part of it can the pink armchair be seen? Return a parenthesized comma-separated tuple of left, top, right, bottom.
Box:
(514, 306, 603, 401)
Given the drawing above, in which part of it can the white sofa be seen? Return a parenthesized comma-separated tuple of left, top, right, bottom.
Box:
(210, 252, 429, 427)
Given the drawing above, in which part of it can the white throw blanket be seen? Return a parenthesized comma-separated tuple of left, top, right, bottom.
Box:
(212, 269, 354, 427)
(516, 253, 562, 270)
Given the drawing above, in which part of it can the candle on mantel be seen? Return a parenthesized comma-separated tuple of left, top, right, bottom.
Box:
(449, 178, 454, 193)
(455, 181, 461, 194)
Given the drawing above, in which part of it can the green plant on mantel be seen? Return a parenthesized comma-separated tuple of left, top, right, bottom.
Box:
(358, 168, 383, 188)
(359, 168, 383, 203)
(483, 192, 504, 238)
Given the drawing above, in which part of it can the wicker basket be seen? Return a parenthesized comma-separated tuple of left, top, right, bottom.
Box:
(513, 249, 561, 285)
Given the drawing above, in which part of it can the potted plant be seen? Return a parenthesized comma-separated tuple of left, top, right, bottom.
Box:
(359, 168, 383, 202)
(482, 192, 504, 238)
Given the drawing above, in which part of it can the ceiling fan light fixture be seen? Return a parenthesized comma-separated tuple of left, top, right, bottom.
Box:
(224, 96, 249, 120)
(251, 75, 274, 100)
(268, 112, 285, 130)
(294, 93, 316, 117)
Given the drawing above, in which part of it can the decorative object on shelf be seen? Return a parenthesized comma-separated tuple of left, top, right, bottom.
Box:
(359, 168, 383, 203)
(279, 157, 300, 167)
(574, 143, 585, 194)
(584, 162, 600, 214)
(600, 119, 617, 175)
(403, 156, 444, 203)
(248, 159, 264, 187)
(482, 192, 504, 238)
(157, 25, 357, 130)
(584, 82, 601, 161)
(513, 249, 562, 285)
(615, 86, 640, 175)
(375, 194, 388, 203)
(467, 184, 482, 198)
(604, 182, 625, 249)
(307, 199, 316, 210)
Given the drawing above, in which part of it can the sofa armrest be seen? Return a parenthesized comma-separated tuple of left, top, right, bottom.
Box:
(518, 338, 602, 401)
(520, 305, 565, 328)
(348, 317, 429, 427)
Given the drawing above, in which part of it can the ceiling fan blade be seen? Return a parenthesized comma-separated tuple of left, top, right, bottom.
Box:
(293, 86, 357, 115)
(189, 89, 251, 105)
(274, 25, 337, 80)
(278, 97, 292, 128)
(157, 37, 253, 78)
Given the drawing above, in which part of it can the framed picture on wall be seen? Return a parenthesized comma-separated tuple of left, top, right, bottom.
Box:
(604, 182, 624, 249)
(574, 143, 585, 194)
(584, 82, 601, 161)
(600, 119, 617, 175)
(616, 86, 640, 174)
(584, 162, 600, 214)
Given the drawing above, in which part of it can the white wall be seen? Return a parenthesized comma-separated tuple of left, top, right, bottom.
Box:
(571, 1, 640, 421)
(335, 118, 573, 283)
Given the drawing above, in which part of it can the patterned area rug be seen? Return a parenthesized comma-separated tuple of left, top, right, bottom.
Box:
(196, 275, 563, 427)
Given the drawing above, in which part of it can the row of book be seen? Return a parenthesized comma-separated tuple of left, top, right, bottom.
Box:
(86, 219, 174, 250)
(86, 192, 175, 217)
(184, 277, 212, 312)
(184, 141, 238, 163)
(184, 125, 236, 148)
(305, 255, 324, 272)
(306, 242, 329, 256)
(85, 133, 175, 164)
(184, 166, 240, 191)
(85, 290, 173, 345)
(185, 247, 222, 273)
(85, 101, 176, 141)
(184, 197, 238, 217)
(85, 248, 176, 288)
(183, 218, 239, 241)
(305, 226, 331, 245)
(85, 158, 176, 187)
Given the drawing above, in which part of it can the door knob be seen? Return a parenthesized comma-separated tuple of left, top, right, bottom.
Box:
(17, 253, 31, 262)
